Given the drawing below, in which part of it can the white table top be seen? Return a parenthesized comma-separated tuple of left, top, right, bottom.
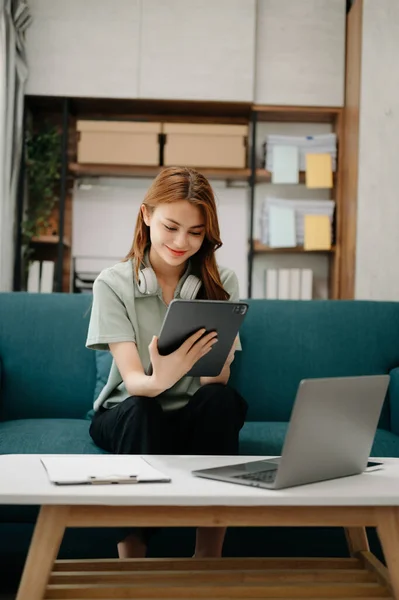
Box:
(0, 454, 398, 507)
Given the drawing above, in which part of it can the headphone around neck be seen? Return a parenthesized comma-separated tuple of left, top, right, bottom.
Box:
(137, 265, 202, 300)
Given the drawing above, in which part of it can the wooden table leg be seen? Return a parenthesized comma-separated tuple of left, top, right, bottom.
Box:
(376, 507, 399, 600)
(16, 505, 69, 600)
(344, 527, 370, 555)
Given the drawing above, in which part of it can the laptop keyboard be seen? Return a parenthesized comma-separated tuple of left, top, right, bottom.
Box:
(234, 469, 277, 483)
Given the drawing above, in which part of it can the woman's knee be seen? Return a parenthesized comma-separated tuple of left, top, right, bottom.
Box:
(90, 396, 151, 455)
(200, 384, 248, 423)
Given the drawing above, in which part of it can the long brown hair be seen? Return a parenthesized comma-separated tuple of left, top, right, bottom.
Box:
(124, 166, 229, 300)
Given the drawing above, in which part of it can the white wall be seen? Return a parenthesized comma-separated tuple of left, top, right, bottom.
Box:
(355, 0, 399, 300)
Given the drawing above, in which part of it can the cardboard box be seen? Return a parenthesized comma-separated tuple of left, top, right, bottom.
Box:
(77, 121, 161, 166)
(163, 123, 248, 169)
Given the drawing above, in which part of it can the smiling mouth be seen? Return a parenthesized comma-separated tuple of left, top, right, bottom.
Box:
(166, 246, 187, 256)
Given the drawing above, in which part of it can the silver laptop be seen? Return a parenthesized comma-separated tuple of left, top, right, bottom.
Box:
(193, 375, 389, 490)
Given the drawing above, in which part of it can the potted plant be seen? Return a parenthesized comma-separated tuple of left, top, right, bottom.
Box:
(22, 119, 62, 263)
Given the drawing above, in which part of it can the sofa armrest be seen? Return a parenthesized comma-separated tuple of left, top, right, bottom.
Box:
(389, 367, 399, 436)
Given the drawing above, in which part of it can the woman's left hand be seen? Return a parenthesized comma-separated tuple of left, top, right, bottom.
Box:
(200, 336, 238, 386)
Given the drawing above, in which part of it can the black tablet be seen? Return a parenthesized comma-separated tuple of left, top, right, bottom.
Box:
(156, 299, 249, 377)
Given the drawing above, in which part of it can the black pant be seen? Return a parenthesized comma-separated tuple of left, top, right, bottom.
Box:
(90, 383, 247, 456)
(89, 383, 247, 546)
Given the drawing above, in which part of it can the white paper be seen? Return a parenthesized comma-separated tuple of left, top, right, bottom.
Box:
(271, 146, 299, 184)
(41, 455, 171, 485)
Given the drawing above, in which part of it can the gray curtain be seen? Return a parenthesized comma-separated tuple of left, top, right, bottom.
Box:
(0, 0, 31, 291)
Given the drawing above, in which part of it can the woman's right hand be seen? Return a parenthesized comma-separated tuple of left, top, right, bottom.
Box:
(148, 329, 218, 391)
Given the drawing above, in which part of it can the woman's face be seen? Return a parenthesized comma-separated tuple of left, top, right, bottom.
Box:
(142, 200, 206, 268)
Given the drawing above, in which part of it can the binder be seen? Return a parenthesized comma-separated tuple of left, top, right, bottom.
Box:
(41, 455, 171, 485)
(278, 269, 290, 300)
(301, 269, 313, 300)
(289, 269, 301, 300)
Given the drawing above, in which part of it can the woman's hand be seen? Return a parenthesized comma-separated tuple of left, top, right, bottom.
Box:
(200, 336, 238, 387)
(148, 329, 218, 391)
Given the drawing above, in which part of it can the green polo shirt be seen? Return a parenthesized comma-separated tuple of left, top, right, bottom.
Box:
(86, 258, 242, 412)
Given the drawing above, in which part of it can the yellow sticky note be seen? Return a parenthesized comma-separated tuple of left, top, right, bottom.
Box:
(305, 153, 333, 188)
(304, 215, 332, 250)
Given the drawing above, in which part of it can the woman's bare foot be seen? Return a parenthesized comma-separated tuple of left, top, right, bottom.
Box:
(117, 533, 147, 558)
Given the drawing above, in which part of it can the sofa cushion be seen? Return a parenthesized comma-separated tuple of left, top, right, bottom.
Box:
(0, 293, 97, 421)
(240, 421, 399, 458)
(0, 419, 106, 454)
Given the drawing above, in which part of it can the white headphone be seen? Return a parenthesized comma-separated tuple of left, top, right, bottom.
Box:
(137, 266, 202, 300)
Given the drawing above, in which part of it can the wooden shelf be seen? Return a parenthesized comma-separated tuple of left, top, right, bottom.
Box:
(256, 169, 336, 184)
(69, 163, 251, 182)
(31, 235, 71, 247)
(253, 105, 342, 124)
(253, 240, 336, 254)
(70, 164, 335, 186)
(256, 169, 305, 184)
(27, 96, 251, 123)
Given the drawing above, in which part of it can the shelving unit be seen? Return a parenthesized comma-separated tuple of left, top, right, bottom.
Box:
(17, 96, 253, 293)
(247, 105, 344, 299)
(16, 96, 349, 299)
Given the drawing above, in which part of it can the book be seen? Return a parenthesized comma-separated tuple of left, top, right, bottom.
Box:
(27, 261, 40, 293)
(278, 269, 290, 300)
(301, 269, 313, 300)
(41, 455, 171, 485)
(40, 261, 55, 293)
(265, 269, 278, 299)
(289, 269, 301, 300)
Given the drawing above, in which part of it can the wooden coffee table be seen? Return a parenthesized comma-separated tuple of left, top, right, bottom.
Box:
(2, 454, 399, 599)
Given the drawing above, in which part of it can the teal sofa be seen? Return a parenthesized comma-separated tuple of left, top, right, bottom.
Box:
(1, 292, 399, 588)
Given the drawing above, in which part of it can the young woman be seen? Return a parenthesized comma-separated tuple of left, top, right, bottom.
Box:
(86, 166, 248, 559)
